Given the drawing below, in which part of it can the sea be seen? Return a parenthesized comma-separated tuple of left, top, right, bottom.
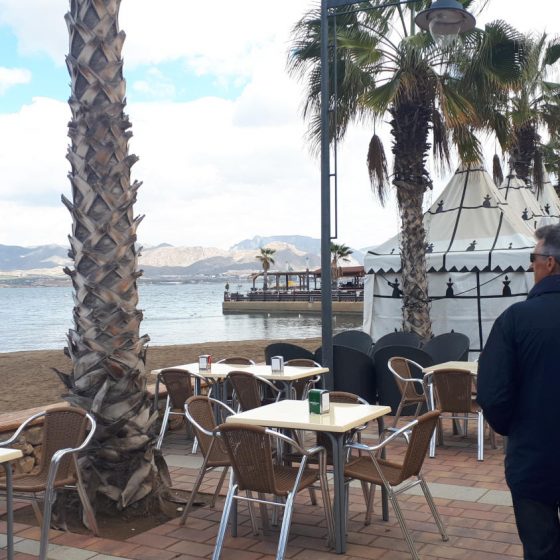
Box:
(0, 283, 363, 353)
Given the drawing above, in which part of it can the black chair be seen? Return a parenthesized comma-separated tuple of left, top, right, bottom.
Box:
(264, 342, 315, 364)
(423, 332, 470, 363)
(372, 345, 433, 416)
(374, 331, 423, 351)
(330, 345, 376, 404)
(333, 330, 374, 357)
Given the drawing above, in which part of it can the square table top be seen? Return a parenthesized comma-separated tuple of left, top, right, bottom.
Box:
(422, 361, 478, 374)
(152, 362, 328, 382)
(225, 399, 391, 433)
(0, 448, 23, 463)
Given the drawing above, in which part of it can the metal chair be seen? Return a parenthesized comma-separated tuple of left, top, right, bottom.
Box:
(212, 423, 334, 560)
(180, 396, 237, 526)
(344, 411, 448, 560)
(387, 357, 428, 428)
(155, 368, 209, 450)
(424, 368, 490, 461)
(0, 406, 98, 560)
(284, 358, 321, 399)
(226, 370, 282, 412)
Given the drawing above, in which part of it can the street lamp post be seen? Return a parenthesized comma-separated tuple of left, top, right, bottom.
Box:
(319, 0, 475, 388)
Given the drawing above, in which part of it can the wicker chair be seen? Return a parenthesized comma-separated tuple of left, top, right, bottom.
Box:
(0, 406, 98, 560)
(216, 357, 255, 365)
(424, 368, 492, 461)
(284, 358, 322, 399)
(155, 368, 209, 450)
(387, 357, 427, 428)
(226, 370, 281, 412)
(212, 423, 334, 560)
(179, 396, 239, 526)
(344, 411, 447, 560)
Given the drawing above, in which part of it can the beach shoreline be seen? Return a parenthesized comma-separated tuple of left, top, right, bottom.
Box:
(0, 337, 321, 413)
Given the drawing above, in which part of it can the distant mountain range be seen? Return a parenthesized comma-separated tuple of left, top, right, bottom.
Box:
(0, 236, 365, 285)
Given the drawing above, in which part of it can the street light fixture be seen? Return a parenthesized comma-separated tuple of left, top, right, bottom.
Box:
(319, 0, 476, 387)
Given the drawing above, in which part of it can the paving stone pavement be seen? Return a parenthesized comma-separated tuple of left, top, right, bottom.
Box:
(0, 417, 521, 559)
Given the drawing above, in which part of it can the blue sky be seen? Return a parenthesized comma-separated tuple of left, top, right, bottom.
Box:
(0, 0, 557, 251)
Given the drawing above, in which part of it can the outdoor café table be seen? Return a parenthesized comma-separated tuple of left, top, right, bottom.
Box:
(151, 363, 329, 403)
(225, 399, 391, 554)
(0, 447, 23, 560)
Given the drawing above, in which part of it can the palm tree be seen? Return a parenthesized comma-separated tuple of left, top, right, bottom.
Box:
(61, 0, 163, 513)
(288, 1, 524, 339)
(330, 242, 353, 287)
(507, 32, 560, 191)
(256, 247, 276, 290)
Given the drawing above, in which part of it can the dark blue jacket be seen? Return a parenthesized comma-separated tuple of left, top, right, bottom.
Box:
(477, 274, 560, 503)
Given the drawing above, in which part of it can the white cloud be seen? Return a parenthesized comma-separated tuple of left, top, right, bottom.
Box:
(0, 67, 31, 94)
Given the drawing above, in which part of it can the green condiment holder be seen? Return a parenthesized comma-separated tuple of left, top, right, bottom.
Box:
(308, 388, 330, 414)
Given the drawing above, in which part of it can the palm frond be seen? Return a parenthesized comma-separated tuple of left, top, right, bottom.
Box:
(492, 154, 504, 186)
(367, 133, 389, 204)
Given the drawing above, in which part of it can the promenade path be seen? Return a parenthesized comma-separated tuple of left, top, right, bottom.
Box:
(0, 420, 521, 559)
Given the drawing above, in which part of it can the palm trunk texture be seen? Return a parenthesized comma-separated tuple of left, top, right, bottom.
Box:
(390, 91, 433, 340)
(62, 0, 161, 510)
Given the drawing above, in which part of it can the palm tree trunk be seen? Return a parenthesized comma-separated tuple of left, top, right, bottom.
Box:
(63, 0, 163, 511)
(396, 184, 432, 339)
(390, 88, 433, 340)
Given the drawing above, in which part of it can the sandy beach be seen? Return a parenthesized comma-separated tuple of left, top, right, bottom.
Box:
(0, 337, 321, 413)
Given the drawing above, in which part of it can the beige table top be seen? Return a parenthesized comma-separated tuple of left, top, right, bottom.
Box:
(423, 361, 478, 374)
(226, 399, 391, 433)
(152, 362, 328, 382)
(0, 448, 23, 463)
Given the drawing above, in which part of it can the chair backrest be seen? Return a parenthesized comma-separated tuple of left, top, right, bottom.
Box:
(423, 332, 470, 363)
(427, 369, 475, 413)
(329, 391, 367, 404)
(333, 330, 373, 357)
(284, 358, 320, 367)
(264, 342, 315, 364)
(185, 396, 229, 463)
(159, 368, 196, 409)
(217, 357, 255, 365)
(374, 331, 423, 351)
(373, 345, 433, 413)
(400, 410, 440, 479)
(388, 357, 424, 399)
(220, 423, 280, 494)
(39, 407, 89, 482)
(227, 370, 267, 411)
(331, 345, 376, 403)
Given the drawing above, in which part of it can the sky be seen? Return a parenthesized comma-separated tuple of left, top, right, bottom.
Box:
(0, 0, 557, 252)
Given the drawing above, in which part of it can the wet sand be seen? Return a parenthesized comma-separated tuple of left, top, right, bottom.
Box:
(0, 337, 321, 413)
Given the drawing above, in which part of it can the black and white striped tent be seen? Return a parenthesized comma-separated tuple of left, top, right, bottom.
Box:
(363, 165, 538, 354)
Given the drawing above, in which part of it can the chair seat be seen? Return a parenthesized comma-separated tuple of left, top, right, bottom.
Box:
(344, 456, 406, 486)
(0, 472, 77, 493)
(237, 464, 318, 496)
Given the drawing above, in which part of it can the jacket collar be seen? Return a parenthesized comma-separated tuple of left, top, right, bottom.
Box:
(528, 274, 560, 299)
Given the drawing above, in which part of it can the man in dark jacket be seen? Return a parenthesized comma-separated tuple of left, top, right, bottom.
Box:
(478, 224, 560, 560)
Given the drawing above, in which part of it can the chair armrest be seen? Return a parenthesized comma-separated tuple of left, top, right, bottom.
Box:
(346, 417, 419, 453)
(0, 411, 47, 447)
(254, 375, 282, 395)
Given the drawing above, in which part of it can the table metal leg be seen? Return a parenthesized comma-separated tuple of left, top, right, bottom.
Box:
(4, 463, 15, 560)
(376, 417, 389, 522)
(325, 432, 346, 554)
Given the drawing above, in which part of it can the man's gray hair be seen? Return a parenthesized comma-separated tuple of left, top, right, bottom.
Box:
(535, 224, 560, 258)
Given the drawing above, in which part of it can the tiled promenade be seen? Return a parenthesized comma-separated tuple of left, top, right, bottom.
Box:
(0, 420, 521, 560)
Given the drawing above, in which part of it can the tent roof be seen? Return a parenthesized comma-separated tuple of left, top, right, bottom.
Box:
(535, 169, 560, 218)
(365, 166, 535, 273)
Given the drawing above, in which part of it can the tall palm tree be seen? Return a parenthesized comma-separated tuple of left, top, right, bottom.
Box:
(507, 32, 560, 191)
(61, 0, 163, 513)
(288, 1, 524, 339)
(256, 247, 276, 290)
(330, 242, 353, 286)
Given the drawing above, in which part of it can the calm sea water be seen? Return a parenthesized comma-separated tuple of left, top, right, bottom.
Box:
(0, 283, 362, 353)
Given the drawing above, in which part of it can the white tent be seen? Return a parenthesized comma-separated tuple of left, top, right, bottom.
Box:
(363, 165, 535, 354)
(534, 169, 560, 220)
(497, 170, 555, 230)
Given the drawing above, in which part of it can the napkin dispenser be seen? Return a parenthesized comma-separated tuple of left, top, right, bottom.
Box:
(271, 355, 284, 373)
(198, 354, 212, 372)
(308, 389, 330, 414)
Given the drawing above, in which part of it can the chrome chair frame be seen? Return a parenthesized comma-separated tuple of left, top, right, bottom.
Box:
(387, 357, 427, 428)
(226, 370, 282, 412)
(0, 408, 97, 560)
(212, 426, 334, 560)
